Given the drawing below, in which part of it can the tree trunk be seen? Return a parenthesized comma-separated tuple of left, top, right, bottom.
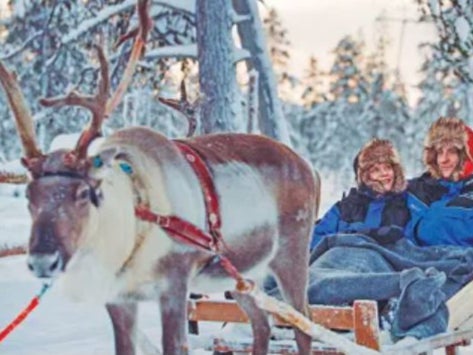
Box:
(233, 0, 291, 146)
(196, 0, 242, 133)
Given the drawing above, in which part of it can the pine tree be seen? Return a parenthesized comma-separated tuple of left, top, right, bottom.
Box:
(328, 35, 369, 103)
(418, 0, 473, 123)
(301, 56, 325, 107)
(262, 7, 297, 101)
(263, 8, 290, 85)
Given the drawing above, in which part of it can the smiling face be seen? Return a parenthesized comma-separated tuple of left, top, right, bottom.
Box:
(367, 162, 395, 193)
(435, 143, 461, 180)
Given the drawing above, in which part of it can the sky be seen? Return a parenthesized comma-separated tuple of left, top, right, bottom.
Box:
(264, 0, 438, 105)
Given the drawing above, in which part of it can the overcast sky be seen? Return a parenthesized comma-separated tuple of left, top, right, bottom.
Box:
(264, 0, 438, 104)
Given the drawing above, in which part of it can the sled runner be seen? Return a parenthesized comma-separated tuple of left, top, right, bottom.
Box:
(187, 297, 473, 354)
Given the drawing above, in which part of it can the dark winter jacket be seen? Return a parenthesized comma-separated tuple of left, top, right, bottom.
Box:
(407, 172, 473, 246)
(310, 185, 410, 250)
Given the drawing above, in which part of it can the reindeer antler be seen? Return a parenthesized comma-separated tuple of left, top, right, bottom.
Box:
(0, 61, 43, 160)
(158, 80, 197, 137)
(39, 0, 151, 162)
(40, 45, 110, 159)
(106, 0, 152, 116)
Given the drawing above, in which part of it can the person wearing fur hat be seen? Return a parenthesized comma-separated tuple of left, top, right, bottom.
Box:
(407, 116, 473, 246)
(262, 135, 473, 341)
(309, 138, 410, 250)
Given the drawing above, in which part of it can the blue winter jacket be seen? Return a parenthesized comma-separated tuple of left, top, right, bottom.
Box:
(407, 173, 473, 246)
(310, 185, 410, 250)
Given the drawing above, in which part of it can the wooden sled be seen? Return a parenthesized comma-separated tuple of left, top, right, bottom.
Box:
(187, 297, 473, 354)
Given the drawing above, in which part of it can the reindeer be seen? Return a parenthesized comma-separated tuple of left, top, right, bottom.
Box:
(0, 2, 319, 354)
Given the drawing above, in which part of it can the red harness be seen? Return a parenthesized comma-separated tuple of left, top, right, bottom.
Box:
(134, 141, 243, 282)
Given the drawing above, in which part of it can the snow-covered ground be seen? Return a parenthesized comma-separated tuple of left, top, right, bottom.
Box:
(0, 193, 216, 354)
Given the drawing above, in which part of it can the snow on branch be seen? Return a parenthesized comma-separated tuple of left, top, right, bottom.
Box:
(155, 0, 195, 14)
(232, 13, 252, 24)
(234, 48, 251, 63)
(0, 31, 43, 60)
(144, 44, 197, 59)
(62, 0, 195, 45)
(144, 44, 249, 62)
(62, 0, 135, 44)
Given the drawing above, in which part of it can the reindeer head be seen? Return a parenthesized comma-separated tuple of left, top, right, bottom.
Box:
(0, 0, 151, 279)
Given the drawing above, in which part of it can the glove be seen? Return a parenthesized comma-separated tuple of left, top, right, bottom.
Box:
(367, 226, 404, 245)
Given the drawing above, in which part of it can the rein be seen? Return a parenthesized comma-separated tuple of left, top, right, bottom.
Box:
(0, 282, 51, 343)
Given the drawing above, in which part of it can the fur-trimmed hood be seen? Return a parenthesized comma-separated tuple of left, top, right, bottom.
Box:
(355, 138, 406, 194)
(423, 117, 470, 181)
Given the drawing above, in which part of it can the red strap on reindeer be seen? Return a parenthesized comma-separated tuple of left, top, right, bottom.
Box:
(134, 206, 218, 252)
(134, 142, 245, 282)
(134, 141, 224, 253)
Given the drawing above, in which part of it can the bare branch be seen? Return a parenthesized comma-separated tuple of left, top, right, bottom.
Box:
(0, 171, 28, 184)
(0, 31, 43, 61)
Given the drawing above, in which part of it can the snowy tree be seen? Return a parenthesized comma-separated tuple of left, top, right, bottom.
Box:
(0, 0, 291, 157)
(417, 0, 473, 123)
(296, 32, 413, 179)
(328, 35, 369, 103)
(262, 7, 296, 101)
(301, 56, 326, 107)
(0, 1, 200, 157)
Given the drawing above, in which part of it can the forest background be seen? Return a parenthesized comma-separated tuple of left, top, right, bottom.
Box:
(0, 0, 472, 197)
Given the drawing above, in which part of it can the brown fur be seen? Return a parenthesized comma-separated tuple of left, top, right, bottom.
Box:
(423, 117, 470, 180)
(356, 138, 406, 193)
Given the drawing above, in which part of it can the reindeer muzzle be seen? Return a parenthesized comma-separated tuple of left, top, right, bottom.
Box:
(27, 251, 63, 278)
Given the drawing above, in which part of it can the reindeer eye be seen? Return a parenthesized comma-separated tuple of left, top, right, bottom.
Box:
(76, 187, 90, 201)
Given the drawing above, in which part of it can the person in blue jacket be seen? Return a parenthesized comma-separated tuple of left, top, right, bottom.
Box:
(407, 117, 473, 246)
(266, 136, 473, 341)
(309, 138, 410, 251)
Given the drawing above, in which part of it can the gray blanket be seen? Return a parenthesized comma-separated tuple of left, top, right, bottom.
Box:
(265, 234, 473, 340)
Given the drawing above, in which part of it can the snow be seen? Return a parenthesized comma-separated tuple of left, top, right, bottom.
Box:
(454, 16, 471, 44)
(145, 44, 197, 60)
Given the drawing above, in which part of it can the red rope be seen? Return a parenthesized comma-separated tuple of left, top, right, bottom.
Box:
(0, 283, 50, 343)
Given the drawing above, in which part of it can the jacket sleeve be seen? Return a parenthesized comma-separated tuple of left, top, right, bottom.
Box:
(310, 204, 341, 250)
(404, 192, 429, 244)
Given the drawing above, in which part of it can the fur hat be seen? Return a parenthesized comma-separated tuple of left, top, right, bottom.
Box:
(355, 138, 406, 193)
(423, 117, 470, 180)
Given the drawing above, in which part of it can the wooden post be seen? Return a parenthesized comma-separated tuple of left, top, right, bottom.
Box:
(353, 300, 381, 351)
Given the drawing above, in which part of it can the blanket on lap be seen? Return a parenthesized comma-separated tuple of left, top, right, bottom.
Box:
(266, 234, 473, 341)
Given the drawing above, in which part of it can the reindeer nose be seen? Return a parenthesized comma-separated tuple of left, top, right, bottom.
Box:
(27, 251, 63, 278)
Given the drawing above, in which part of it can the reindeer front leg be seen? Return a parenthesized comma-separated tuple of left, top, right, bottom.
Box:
(159, 267, 191, 355)
(106, 302, 138, 355)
